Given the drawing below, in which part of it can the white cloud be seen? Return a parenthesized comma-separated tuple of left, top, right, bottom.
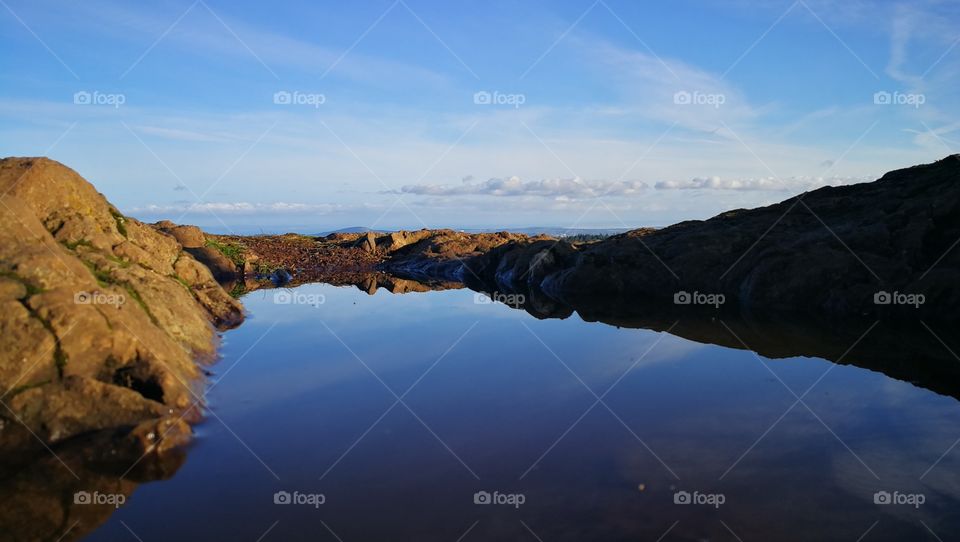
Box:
(654, 175, 874, 191)
(396, 174, 875, 198)
(573, 35, 760, 135)
(128, 201, 368, 216)
(398, 176, 648, 199)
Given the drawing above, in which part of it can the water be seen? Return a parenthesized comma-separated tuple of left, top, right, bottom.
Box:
(85, 282, 960, 541)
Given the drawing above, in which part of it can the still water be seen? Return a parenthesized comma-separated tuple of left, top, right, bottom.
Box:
(88, 282, 960, 541)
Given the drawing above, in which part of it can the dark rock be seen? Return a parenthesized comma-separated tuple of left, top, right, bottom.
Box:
(459, 155, 960, 322)
(270, 268, 293, 285)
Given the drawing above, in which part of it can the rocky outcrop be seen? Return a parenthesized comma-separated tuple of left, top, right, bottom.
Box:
(0, 157, 242, 451)
(201, 229, 545, 297)
(153, 221, 205, 248)
(390, 155, 960, 322)
(375, 229, 549, 281)
(153, 222, 261, 282)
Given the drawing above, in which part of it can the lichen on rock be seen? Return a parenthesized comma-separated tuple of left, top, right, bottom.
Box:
(0, 157, 243, 448)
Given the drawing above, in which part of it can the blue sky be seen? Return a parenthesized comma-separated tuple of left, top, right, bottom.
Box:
(1, 0, 958, 232)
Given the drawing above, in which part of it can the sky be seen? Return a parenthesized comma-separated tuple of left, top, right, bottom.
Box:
(1, 0, 958, 233)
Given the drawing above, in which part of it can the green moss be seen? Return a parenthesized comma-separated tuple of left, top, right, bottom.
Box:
(0, 271, 44, 297)
(18, 301, 69, 378)
(93, 306, 114, 331)
(109, 207, 128, 237)
(62, 239, 94, 250)
(205, 238, 245, 267)
(254, 261, 279, 275)
(78, 257, 161, 327)
(105, 254, 132, 268)
(170, 274, 192, 291)
(24, 282, 44, 297)
(82, 261, 113, 287)
(123, 285, 159, 326)
(228, 281, 247, 299)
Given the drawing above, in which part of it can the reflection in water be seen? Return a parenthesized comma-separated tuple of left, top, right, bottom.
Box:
(221, 270, 463, 298)
(0, 424, 184, 541)
(6, 274, 960, 541)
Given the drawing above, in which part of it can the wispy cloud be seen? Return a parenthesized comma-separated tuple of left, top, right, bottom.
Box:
(573, 35, 760, 136)
(654, 175, 874, 191)
(136, 125, 236, 143)
(74, 0, 451, 88)
(395, 173, 875, 199)
(129, 201, 376, 216)
(397, 176, 648, 199)
(2, 0, 956, 230)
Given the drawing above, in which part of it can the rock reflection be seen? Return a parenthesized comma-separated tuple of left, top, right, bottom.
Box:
(470, 284, 960, 403)
(0, 424, 185, 541)
(237, 271, 960, 403)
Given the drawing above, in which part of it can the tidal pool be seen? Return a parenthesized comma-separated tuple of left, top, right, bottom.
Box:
(85, 282, 960, 541)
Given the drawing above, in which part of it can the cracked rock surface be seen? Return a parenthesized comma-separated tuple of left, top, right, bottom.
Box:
(0, 157, 243, 447)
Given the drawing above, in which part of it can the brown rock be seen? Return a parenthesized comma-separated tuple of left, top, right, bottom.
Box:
(0, 157, 242, 448)
(357, 231, 377, 253)
(185, 246, 240, 281)
(154, 223, 206, 248)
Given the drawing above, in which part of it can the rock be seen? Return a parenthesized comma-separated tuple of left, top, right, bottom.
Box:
(126, 415, 192, 455)
(242, 251, 260, 275)
(378, 229, 542, 281)
(357, 231, 378, 253)
(270, 268, 293, 285)
(154, 222, 206, 248)
(326, 156, 960, 324)
(376, 229, 434, 252)
(185, 246, 240, 282)
(452, 155, 960, 321)
(10, 376, 168, 443)
(0, 157, 242, 448)
(171, 254, 244, 329)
